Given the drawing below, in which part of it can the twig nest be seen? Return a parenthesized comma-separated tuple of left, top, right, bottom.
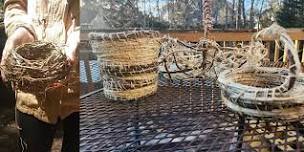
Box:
(2, 41, 70, 92)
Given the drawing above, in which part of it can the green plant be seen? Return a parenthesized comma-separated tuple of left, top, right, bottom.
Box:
(276, 0, 304, 28)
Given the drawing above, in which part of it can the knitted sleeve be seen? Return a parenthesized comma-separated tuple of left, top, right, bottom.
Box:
(4, 0, 35, 37)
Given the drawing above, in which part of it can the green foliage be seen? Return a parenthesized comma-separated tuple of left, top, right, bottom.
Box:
(276, 0, 304, 28)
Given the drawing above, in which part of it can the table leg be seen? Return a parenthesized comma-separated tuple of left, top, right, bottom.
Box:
(236, 114, 245, 152)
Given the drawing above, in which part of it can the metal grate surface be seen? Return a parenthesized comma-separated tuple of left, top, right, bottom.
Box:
(80, 79, 304, 152)
(80, 60, 103, 95)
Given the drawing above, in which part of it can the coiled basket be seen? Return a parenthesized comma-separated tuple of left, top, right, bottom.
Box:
(89, 31, 161, 101)
(218, 24, 304, 122)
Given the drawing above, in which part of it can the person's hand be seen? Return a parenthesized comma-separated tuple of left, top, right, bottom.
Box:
(65, 19, 80, 65)
(1, 27, 35, 82)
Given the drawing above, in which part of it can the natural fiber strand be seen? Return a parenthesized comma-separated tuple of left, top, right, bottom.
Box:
(89, 30, 161, 101)
(218, 23, 304, 122)
(1, 41, 69, 96)
(158, 23, 304, 122)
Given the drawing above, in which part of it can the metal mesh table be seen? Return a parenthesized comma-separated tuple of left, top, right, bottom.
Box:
(80, 79, 304, 152)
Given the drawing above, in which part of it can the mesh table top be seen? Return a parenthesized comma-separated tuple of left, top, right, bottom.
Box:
(80, 79, 304, 152)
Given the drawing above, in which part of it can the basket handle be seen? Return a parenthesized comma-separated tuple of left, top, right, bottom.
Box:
(254, 23, 302, 89)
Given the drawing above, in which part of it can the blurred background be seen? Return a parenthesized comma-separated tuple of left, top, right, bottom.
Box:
(80, 0, 304, 31)
(79, 0, 304, 95)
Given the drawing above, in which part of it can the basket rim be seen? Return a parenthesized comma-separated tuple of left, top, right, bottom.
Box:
(13, 42, 60, 60)
(218, 66, 291, 91)
(89, 30, 160, 41)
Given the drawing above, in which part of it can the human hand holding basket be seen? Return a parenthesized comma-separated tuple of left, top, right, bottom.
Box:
(0, 41, 70, 96)
(1, 27, 35, 82)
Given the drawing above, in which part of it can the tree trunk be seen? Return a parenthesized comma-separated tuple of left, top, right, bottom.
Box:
(225, 0, 228, 29)
(231, 0, 236, 28)
(237, 0, 242, 29)
(199, 0, 203, 29)
(184, 0, 191, 29)
(157, 0, 160, 22)
(215, 3, 219, 25)
(249, 0, 255, 29)
(257, 0, 265, 30)
(242, 0, 246, 28)
(143, 0, 146, 28)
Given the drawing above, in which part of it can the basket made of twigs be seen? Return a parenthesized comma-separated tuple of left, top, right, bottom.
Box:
(218, 24, 304, 122)
(1, 41, 69, 93)
(89, 31, 161, 101)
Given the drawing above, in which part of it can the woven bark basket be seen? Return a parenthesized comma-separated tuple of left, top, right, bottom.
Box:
(1, 41, 69, 94)
(218, 24, 304, 122)
(89, 31, 161, 101)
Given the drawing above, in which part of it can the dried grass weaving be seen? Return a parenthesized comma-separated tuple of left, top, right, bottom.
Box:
(89, 30, 161, 101)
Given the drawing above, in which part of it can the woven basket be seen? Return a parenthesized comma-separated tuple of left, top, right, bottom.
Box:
(219, 66, 304, 121)
(158, 37, 268, 81)
(89, 31, 161, 101)
(218, 24, 304, 122)
(1, 41, 69, 94)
